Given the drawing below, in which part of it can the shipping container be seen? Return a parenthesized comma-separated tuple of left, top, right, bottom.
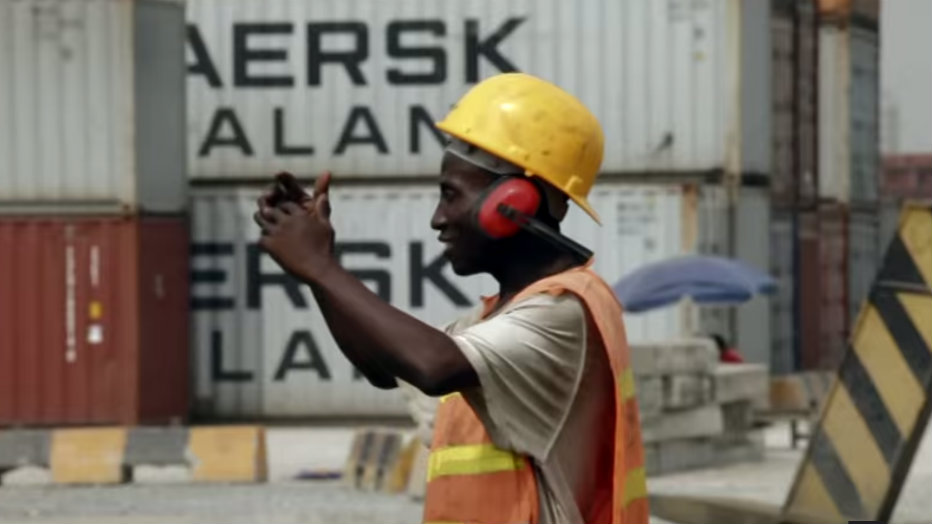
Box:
(771, 0, 819, 208)
(0, 0, 187, 214)
(817, 22, 880, 204)
(0, 216, 190, 426)
(847, 207, 879, 324)
(814, 202, 848, 371)
(817, 0, 880, 25)
(185, 0, 772, 181)
(881, 154, 932, 200)
(769, 209, 795, 374)
(796, 210, 821, 370)
(190, 181, 734, 418)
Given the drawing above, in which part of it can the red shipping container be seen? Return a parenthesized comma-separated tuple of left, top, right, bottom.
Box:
(817, 203, 848, 371)
(797, 203, 849, 371)
(0, 216, 189, 426)
(796, 210, 822, 370)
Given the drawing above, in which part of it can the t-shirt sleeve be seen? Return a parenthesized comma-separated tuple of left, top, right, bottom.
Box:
(451, 293, 588, 460)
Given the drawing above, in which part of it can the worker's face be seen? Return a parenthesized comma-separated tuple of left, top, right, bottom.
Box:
(431, 152, 498, 276)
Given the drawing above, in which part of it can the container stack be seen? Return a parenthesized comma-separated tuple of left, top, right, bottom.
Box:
(769, 0, 882, 374)
(0, 0, 190, 426)
(184, 0, 776, 420)
(631, 339, 769, 475)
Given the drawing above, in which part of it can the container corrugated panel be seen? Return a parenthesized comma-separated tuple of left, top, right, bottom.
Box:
(849, 25, 879, 203)
(847, 207, 879, 325)
(769, 209, 795, 374)
(0, 0, 186, 214)
(795, 0, 820, 207)
(0, 216, 189, 426)
(816, 202, 848, 371)
(881, 154, 932, 200)
(190, 181, 729, 418)
(796, 210, 821, 370)
(817, 24, 879, 204)
(771, 0, 819, 208)
(185, 0, 771, 180)
(771, 0, 796, 207)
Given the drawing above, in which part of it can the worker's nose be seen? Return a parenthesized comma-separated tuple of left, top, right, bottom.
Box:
(430, 203, 447, 231)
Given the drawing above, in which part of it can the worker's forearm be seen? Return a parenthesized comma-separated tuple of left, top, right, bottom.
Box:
(303, 259, 473, 395)
(306, 285, 398, 389)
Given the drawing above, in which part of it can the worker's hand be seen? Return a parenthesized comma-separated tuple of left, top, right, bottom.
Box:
(254, 172, 335, 282)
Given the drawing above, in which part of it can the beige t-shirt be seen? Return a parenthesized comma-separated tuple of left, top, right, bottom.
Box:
(425, 292, 616, 524)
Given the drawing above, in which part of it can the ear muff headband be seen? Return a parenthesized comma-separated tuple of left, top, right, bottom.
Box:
(474, 177, 541, 238)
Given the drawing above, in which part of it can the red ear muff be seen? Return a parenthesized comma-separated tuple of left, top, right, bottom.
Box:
(475, 177, 541, 238)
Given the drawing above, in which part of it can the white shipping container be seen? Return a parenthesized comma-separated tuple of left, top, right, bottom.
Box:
(190, 180, 730, 418)
(0, 0, 187, 214)
(185, 0, 772, 180)
(818, 23, 880, 204)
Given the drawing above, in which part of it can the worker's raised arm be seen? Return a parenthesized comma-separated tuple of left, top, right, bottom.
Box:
(254, 173, 478, 396)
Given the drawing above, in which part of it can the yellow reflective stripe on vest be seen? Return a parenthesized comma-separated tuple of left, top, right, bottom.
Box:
(619, 367, 637, 401)
(427, 444, 525, 482)
(622, 466, 648, 507)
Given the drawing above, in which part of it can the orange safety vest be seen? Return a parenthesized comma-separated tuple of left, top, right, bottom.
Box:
(422, 263, 649, 524)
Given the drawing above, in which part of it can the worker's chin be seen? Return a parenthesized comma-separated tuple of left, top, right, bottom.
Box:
(446, 254, 480, 277)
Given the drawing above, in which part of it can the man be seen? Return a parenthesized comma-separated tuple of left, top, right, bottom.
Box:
(254, 73, 648, 524)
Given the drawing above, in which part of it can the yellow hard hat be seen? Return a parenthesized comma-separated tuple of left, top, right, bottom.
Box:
(436, 72, 604, 224)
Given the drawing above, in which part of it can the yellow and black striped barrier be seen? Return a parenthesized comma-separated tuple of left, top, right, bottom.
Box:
(782, 202, 932, 523)
(649, 201, 932, 524)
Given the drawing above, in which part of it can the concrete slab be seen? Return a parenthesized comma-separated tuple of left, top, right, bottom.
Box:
(642, 405, 724, 443)
(630, 339, 717, 377)
(663, 375, 713, 410)
(132, 465, 192, 484)
(0, 430, 50, 468)
(713, 364, 769, 407)
(124, 428, 189, 466)
(1, 466, 52, 486)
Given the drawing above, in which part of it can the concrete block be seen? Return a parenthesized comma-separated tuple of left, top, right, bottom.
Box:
(50, 428, 128, 485)
(720, 401, 754, 434)
(1, 466, 52, 486)
(405, 442, 430, 501)
(124, 427, 188, 466)
(132, 465, 192, 484)
(712, 431, 766, 466)
(344, 428, 404, 492)
(385, 437, 419, 494)
(663, 375, 713, 410)
(713, 364, 769, 407)
(0, 430, 51, 468)
(630, 339, 718, 377)
(641, 405, 724, 443)
(647, 438, 715, 476)
(633, 376, 663, 418)
(188, 426, 267, 483)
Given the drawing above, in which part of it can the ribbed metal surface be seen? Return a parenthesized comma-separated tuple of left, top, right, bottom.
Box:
(189, 181, 730, 418)
(0, 0, 186, 213)
(818, 23, 880, 204)
(0, 216, 189, 426)
(185, 0, 770, 180)
(848, 208, 879, 326)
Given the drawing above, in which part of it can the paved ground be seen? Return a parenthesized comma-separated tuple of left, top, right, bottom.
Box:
(0, 421, 929, 524)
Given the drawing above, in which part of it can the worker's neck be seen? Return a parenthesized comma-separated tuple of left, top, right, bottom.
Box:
(491, 244, 578, 302)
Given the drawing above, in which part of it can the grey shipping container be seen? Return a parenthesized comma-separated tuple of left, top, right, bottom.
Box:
(189, 180, 742, 418)
(848, 207, 880, 324)
(0, 0, 187, 214)
(770, 209, 796, 374)
(185, 0, 773, 181)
